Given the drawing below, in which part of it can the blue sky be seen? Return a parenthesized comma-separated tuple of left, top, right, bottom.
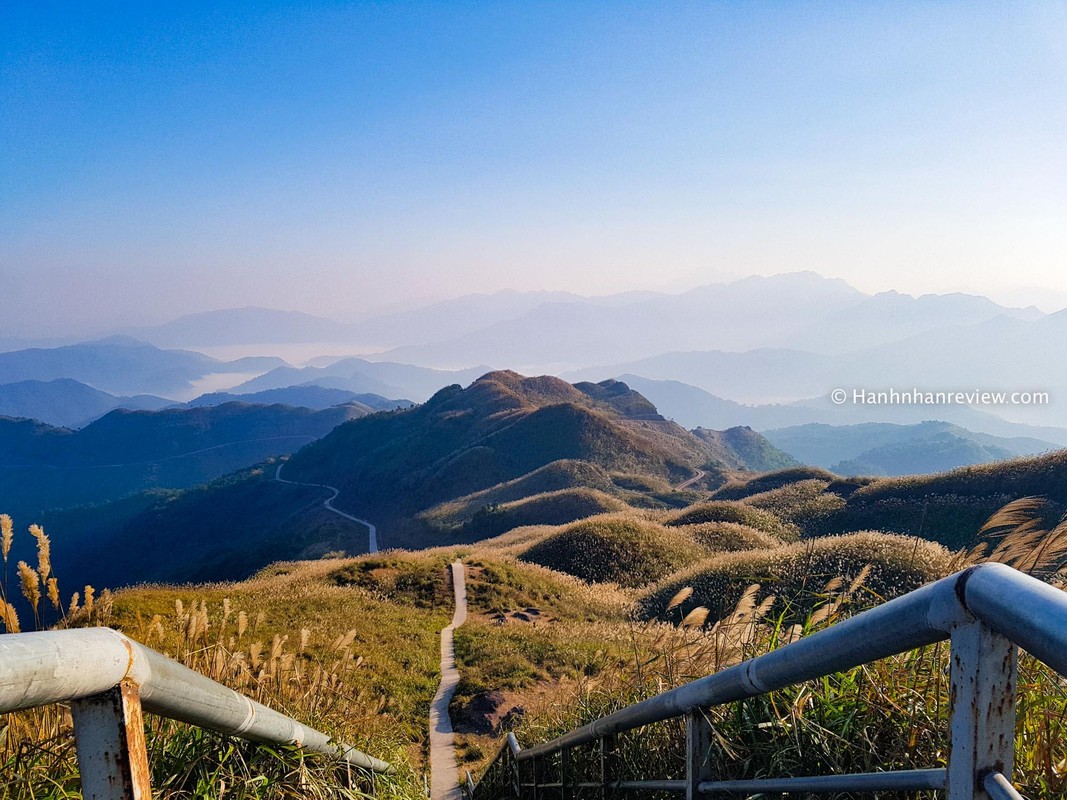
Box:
(2, 2, 1065, 335)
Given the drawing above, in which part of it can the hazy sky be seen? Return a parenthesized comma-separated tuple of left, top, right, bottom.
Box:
(3, 2, 1066, 336)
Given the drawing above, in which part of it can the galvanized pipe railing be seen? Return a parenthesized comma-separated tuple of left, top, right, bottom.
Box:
(470, 563, 1067, 800)
(0, 627, 391, 798)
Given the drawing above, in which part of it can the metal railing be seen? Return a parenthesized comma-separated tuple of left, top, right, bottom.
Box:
(469, 562, 1067, 800)
(0, 626, 392, 798)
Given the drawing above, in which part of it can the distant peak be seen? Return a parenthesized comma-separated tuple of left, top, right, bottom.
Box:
(726, 271, 863, 293)
(86, 335, 155, 348)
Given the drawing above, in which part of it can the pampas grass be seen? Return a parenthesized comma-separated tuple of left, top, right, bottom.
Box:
(967, 496, 1067, 581)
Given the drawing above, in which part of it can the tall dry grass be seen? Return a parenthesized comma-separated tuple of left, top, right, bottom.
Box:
(477, 498, 1067, 798)
(959, 495, 1067, 582)
(507, 567, 1067, 797)
(0, 515, 436, 800)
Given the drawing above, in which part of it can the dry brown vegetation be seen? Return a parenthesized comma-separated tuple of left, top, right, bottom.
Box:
(665, 500, 800, 539)
(639, 530, 952, 623)
(516, 514, 708, 587)
(1, 525, 452, 800)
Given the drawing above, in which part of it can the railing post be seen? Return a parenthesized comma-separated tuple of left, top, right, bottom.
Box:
(686, 710, 713, 800)
(517, 757, 532, 800)
(947, 621, 1017, 800)
(70, 680, 153, 800)
(599, 735, 618, 800)
(561, 747, 572, 800)
(532, 756, 543, 800)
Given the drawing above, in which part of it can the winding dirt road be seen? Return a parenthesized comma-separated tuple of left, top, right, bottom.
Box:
(675, 468, 707, 490)
(430, 560, 467, 800)
(274, 461, 379, 553)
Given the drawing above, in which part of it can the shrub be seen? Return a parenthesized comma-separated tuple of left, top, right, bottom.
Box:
(519, 515, 706, 587)
(638, 531, 952, 623)
(461, 489, 629, 538)
(666, 501, 799, 540)
(741, 479, 846, 527)
(674, 521, 783, 553)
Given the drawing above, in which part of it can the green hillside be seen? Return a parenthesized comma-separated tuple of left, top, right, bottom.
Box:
(0, 402, 367, 520)
(692, 425, 799, 471)
(42, 463, 361, 589)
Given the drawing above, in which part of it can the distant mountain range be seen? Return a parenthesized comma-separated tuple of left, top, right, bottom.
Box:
(612, 375, 1067, 446)
(233, 358, 492, 402)
(125, 274, 1059, 429)
(372, 274, 1042, 372)
(121, 307, 356, 347)
(563, 314, 1067, 426)
(97, 273, 1047, 371)
(0, 336, 285, 397)
(0, 379, 171, 428)
(762, 421, 1059, 477)
(4, 271, 1066, 453)
(0, 376, 411, 429)
(187, 386, 412, 412)
(117, 291, 599, 350)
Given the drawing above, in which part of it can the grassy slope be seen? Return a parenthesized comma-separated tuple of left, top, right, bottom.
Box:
(692, 426, 799, 471)
(420, 460, 617, 524)
(799, 450, 1067, 549)
(39, 462, 366, 590)
(2, 550, 456, 799)
(110, 555, 453, 747)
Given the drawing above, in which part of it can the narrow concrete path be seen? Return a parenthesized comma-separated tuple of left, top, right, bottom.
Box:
(430, 560, 467, 800)
(274, 461, 379, 553)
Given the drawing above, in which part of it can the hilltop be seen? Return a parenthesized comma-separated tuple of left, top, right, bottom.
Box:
(283, 372, 780, 534)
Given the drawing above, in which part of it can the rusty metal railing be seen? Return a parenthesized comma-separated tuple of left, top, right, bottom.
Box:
(469, 563, 1064, 800)
(0, 627, 392, 798)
